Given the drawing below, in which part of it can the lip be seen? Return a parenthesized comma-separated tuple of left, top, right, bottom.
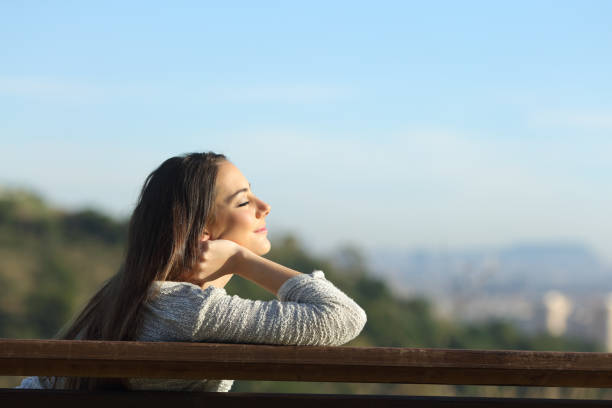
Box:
(254, 227, 268, 233)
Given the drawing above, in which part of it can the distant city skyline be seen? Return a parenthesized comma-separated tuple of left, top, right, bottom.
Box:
(2, 1, 611, 264)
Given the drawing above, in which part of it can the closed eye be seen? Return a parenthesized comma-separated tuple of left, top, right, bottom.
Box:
(237, 201, 249, 207)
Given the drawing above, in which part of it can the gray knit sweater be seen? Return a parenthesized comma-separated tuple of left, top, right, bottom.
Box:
(17, 271, 367, 392)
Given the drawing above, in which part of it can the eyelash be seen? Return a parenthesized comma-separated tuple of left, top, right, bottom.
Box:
(238, 201, 250, 207)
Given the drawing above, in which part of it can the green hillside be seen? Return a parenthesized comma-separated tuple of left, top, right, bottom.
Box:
(0, 189, 126, 339)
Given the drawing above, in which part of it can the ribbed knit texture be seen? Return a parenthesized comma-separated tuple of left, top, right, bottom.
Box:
(17, 271, 367, 392)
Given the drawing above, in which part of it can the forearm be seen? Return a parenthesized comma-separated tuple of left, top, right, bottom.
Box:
(236, 250, 301, 295)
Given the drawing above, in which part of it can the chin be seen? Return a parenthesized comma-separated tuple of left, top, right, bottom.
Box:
(254, 240, 272, 256)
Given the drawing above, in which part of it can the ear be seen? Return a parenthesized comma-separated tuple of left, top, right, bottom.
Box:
(201, 231, 211, 241)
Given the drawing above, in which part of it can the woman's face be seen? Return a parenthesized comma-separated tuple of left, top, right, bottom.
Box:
(207, 161, 271, 255)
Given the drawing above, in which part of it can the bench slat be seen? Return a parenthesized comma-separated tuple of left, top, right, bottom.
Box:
(2, 339, 612, 387)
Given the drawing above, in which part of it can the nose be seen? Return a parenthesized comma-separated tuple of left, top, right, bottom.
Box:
(256, 197, 271, 217)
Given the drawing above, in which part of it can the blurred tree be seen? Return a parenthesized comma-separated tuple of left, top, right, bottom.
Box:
(61, 209, 127, 244)
(24, 252, 77, 338)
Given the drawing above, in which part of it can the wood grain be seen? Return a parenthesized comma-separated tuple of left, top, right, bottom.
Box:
(2, 339, 612, 387)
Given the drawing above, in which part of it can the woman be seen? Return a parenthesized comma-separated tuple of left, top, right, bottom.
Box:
(17, 152, 367, 391)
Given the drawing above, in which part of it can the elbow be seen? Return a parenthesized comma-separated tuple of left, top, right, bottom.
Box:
(324, 303, 368, 346)
(291, 301, 367, 347)
(343, 304, 367, 344)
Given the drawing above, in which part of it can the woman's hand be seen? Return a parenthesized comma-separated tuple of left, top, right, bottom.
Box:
(178, 239, 246, 288)
(180, 238, 302, 295)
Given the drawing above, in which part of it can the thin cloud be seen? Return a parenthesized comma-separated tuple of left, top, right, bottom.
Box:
(564, 113, 612, 129)
(529, 110, 612, 130)
(0, 76, 351, 105)
(0, 76, 162, 103)
(0, 76, 107, 102)
(213, 84, 352, 103)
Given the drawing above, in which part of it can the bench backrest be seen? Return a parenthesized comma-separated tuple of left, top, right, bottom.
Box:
(2, 339, 612, 387)
(3, 339, 612, 407)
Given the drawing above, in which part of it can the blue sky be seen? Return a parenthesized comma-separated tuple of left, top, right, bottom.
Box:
(1, 1, 611, 263)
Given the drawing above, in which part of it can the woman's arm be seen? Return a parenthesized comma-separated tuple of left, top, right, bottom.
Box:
(233, 249, 301, 294)
(155, 239, 366, 346)
(143, 271, 366, 346)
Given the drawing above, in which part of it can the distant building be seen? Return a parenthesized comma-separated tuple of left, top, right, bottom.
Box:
(543, 291, 572, 336)
(605, 294, 612, 352)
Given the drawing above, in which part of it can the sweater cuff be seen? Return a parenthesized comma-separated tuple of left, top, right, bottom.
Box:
(277, 270, 326, 301)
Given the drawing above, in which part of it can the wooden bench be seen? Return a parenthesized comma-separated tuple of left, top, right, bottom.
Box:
(2, 339, 612, 407)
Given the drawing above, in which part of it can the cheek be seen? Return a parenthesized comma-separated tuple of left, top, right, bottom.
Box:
(217, 211, 253, 239)
(234, 211, 254, 230)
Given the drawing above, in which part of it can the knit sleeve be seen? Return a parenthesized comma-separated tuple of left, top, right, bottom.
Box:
(141, 271, 366, 346)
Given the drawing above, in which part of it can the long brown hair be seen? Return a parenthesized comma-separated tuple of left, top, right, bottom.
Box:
(57, 152, 226, 389)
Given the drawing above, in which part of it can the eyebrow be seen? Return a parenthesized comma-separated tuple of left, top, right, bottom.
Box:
(225, 185, 250, 203)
